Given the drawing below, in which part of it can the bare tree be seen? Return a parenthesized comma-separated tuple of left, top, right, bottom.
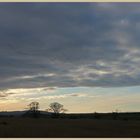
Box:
(47, 102, 67, 114)
(28, 101, 39, 112)
(27, 101, 40, 118)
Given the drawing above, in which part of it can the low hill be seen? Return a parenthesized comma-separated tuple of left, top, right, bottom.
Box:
(0, 110, 140, 120)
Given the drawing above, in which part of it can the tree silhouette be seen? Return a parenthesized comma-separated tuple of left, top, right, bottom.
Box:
(112, 109, 119, 120)
(28, 101, 39, 112)
(47, 102, 67, 117)
(28, 101, 40, 118)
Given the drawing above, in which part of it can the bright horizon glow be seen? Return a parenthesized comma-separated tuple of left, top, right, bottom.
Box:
(0, 86, 140, 113)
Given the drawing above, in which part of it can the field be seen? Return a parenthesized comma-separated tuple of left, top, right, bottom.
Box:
(0, 118, 140, 138)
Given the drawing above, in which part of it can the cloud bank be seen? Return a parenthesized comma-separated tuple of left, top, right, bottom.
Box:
(0, 3, 140, 89)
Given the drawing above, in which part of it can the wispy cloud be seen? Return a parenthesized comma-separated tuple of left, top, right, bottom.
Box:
(21, 93, 91, 101)
(0, 87, 56, 98)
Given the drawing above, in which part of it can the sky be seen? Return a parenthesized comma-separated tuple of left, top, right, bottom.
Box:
(0, 2, 140, 113)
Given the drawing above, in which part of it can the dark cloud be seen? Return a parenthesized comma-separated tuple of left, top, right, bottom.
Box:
(0, 3, 140, 89)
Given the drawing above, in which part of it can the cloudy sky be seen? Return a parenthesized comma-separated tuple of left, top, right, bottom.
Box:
(0, 2, 140, 113)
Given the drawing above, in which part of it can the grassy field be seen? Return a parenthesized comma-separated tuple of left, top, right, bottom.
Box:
(0, 118, 139, 138)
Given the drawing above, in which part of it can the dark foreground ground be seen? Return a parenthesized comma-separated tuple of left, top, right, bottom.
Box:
(0, 118, 140, 138)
